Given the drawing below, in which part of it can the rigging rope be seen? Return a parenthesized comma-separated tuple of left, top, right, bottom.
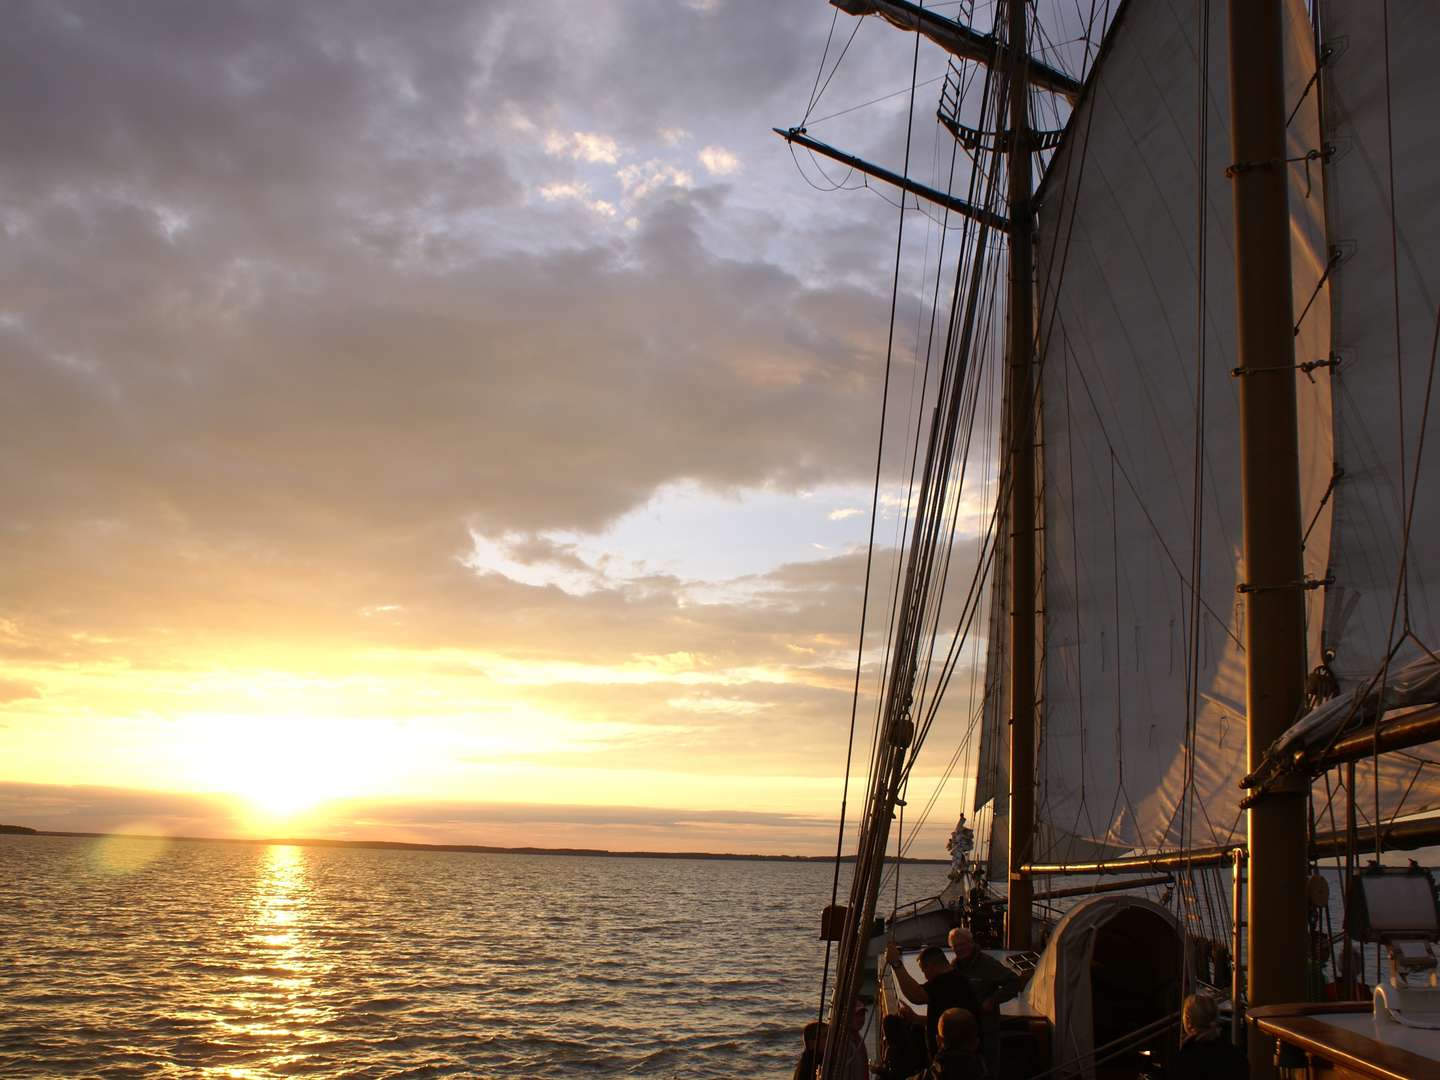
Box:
(1179, 0, 1213, 992)
(804, 15, 866, 128)
(819, 16, 931, 1070)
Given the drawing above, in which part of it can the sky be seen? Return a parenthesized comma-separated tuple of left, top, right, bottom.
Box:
(0, 0, 1006, 855)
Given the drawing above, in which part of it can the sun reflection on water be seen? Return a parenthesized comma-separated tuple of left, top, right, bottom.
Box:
(207, 844, 337, 1065)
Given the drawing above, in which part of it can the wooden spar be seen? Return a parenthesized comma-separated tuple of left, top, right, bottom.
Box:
(1032, 874, 1172, 901)
(1231, 851, 1245, 1045)
(1292, 704, 1440, 773)
(1226, 4, 1310, 1072)
(772, 128, 1009, 230)
(1018, 814, 1440, 876)
(1240, 703, 1440, 795)
(1344, 760, 1358, 996)
(1003, 0, 1036, 952)
(829, 0, 1082, 103)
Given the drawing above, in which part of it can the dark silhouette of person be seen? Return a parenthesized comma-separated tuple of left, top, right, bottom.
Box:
(793, 1020, 826, 1080)
(907, 1008, 990, 1079)
(835, 1000, 869, 1080)
(947, 927, 1017, 1067)
(874, 1013, 928, 1080)
(883, 943, 982, 1059)
(1172, 993, 1248, 1079)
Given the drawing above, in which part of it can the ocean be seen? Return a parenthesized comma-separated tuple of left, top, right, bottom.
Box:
(0, 834, 951, 1078)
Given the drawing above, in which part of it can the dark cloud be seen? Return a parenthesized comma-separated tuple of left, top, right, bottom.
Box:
(0, 780, 241, 835)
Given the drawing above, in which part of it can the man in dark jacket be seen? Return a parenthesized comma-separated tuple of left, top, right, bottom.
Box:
(948, 928, 1020, 1012)
(883, 943, 983, 1059)
(947, 927, 1019, 1069)
(1173, 993, 1248, 1079)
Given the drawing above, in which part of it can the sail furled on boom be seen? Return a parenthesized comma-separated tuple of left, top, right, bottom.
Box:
(1026, 0, 1330, 857)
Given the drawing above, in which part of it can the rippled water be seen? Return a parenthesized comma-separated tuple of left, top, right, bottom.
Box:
(0, 835, 948, 1077)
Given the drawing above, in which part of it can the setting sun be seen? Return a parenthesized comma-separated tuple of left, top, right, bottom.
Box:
(180, 715, 392, 828)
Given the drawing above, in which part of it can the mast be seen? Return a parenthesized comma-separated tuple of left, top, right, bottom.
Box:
(1225, 1, 1309, 1069)
(1003, 0, 1036, 952)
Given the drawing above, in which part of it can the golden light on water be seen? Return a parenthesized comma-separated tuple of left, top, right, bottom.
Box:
(89, 831, 172, 874)
(212, 844, 336, 1059)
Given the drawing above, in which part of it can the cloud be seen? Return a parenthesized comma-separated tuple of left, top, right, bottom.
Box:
(0, 781, 242, 836)
(0, 679, 40, 704)
(0, 780, 830, 852)
(543, 129, 622, 164)
(698, 145, 742, 176)
(538, 180, 592, 201)
(615, 159, 695, 200)
(828, 507, 863, 521)
(536, 181, 617, 217)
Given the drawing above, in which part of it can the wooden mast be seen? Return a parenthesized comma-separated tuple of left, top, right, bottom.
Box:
(1003, 0, 1036, 952)
(1225, 1, 1310, 1072)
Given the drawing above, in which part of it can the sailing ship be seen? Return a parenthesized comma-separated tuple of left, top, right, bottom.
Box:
(779, 1, 1440, 1076)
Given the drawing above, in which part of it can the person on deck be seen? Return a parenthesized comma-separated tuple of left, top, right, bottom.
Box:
(883, 943, 983, 1060)
(947, 927, 1018, 1068)
(905, 1007, 989, 1079)
(1172, 993, 1248, 1079)
(836, 1001, 870, 1080)
(793, 1020, 826, 1080)
(947, 929, 1019, 1006)
(874, 1013, 928, 1080)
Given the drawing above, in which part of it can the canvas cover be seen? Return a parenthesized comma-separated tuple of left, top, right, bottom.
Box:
(1019, 894, 1181, 1079)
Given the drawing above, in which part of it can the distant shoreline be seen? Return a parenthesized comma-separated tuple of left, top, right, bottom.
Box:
(0, 824, 949, 865)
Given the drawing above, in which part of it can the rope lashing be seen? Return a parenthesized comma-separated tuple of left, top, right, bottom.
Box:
(1226, 146, 1331, 198)
(1236, 574, 1335, 596)
(1230, 353, 1340, 382)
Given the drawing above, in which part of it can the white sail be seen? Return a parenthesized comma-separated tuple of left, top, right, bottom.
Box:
(1304, 3, 1440, 821)
(1027, 0, 1331, 857)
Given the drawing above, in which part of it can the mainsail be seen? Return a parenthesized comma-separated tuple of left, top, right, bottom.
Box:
(1320, 3, 1440, 682)
(973, 0, 1330, 860)
(1244, 3, 1440, 824)
(973, 0, 1440, 863)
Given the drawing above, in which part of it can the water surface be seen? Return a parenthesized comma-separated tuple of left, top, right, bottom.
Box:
(0, 835, 948, 1078)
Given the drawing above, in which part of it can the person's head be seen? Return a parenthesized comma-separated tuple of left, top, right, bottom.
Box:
(948, 927, 976, 962)
(936, 1008, 979, 1052)
(802, 1020, 827, 1051)
(918, 945, 951, 978)
(1182, 993, 1218, 1036)
(850, 1001, 868, 1033)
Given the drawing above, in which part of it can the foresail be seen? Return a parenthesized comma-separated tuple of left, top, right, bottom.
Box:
(1029, 0, 1329, 857)
(1312, 3, 1440, 820)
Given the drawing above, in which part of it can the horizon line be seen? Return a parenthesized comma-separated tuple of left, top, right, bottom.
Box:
(1, 824, 952, 866)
